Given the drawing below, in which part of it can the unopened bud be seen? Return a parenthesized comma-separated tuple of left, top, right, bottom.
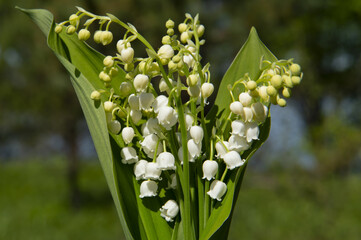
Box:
(94, 30, 102, 44)
(247, 80, 257, 91)
(230, 101, 244, 115)
(108, 120, 121, 134)
(167, 28, 174, 36)
(282, 88, 291, 98)
(69, 14, 79, 26)
(55, 25, 63, 34)
(90, 90, 101, 100)
(178, 23, 187, 33)
(99, 71, 111, 82)
(158, 45, 174, 59)
(266, 86, 277, 96)
(168, 61, 177, 72)
(290, 63, 301, 76)
(66, 25, 76, 34)
(162, 36, 171, 45)
(291, 76, 301, 85)
(180, 32, 191, 43)
(119, 81, 133, 97)
(101, 31, 113, 45)
(166, 19, 175, 29)
(282, 75, 293, 88)
(134, 74, 150, 92)
(270, 75, 283, 89)
(197, 25, 205, 37)
(121, 47, 134, 64)
(187, 85, 200, 98)
(187, 74, 199, 86)
(201, 83, 214, 98)
(109, 67, 119, 77)
(78, 29, 90, 41)
(104, 101, 116, 112)
(103, 56, 114, 68)
(277, 98, 287, 107)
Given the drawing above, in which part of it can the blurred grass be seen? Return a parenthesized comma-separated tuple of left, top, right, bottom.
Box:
(1, 160, 361, 240)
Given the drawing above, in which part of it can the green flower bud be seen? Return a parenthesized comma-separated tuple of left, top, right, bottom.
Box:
(124, 63, 134, 72)
(246, 80, 257, 91)
(177, 60, 184, 69)
(187, 85, 200, 98)
(197, 25, 205, 37)
(109, 67, 119, 77)
(290, 63, 301, 76)
(270, 75, 283, 89)
(172, 55, 181, 63)
(291, 76, 301, 85)
(187, 74, 199, 86)
(55, 25, 63, 34)
(166, 19, 175, 29)
(69, 14, 79, 26)
(104, 101, 116, 112)
(282, 75, 293, 88)
(94, 30, 102, 44)
(282, 88, 291, 98)
(103, 56, 114, 68)
(178, 23, 187, 33)
(160, 58, 168, 65)
(201, 83, 214, 98)
(119, 81, 133, 97)
(78, 29, 90, 41)
(99, 71, 111, 82)
(277, 98, 287, 107)
(90, 90, 101, 100)
(258, 86, 269, 101)
(167, 28, 174, 36)
(66, 25, 76, 34)
(108, 120, 121, 134)
(180, 32, 190, 43)
(266, 85, 277, 96)
(101, 31, 113, 45)
(162, 35, 171, 45)
(168, 61, 177, 71)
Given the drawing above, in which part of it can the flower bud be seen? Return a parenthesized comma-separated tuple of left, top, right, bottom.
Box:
(180, 31, 191, 43)
(246, 80, 257, 91)
(78, 29, 90, 41)
(121, 146, 139, 164)
(69, 14, 79, 26)
(158, 45, 174, 59)
(139, 180, 158, 198)
(103, 56, 114, 68)
(197, 25, 205, 37)
(183, 55, 195, 68)
(160, 200, 179, 222)
(90, 90, 101, 101)
(66, 25, 76, 34)
(222, 151, 244, 170)
(178, 23, 187, 33)
(282, 87, 291, 98)
(119, 82, 132, 97)
(190, 125, 204, 144)
(277, 97, 287, 107)
(130, 110, 142, 124)
(230, 101, 244, 116)
(144, 162, 162, 180)
(162, 35, 171, 45)
(167, 28, 174, 36)
(201, 83, 214, 98)
(258, 86, 269, 101)
(202, 160, 218, 181)
(283, 75, 293, 88)
(266, 85, 277, 96)
(108, 120, 121, 134)
(157, 152, 176, 170)
(134, 160, 147, 180)
(290, 63, 301, 76)
(99, 71, 111, 82)
(168, 61, 178, 72)
(166, 19, 175, 29)
(55, 25, 63, 33)
(207, 180, 227, 201)
(121, 47, 134, 64)
(239, 92, 253, 107)
(93, 30, 102, 44)
(121, 127, 135, 144)
(133, 74, 149, 92)
(291, 76, 301, 85)
(116, 40, 131, 54)
(104, 101, 116, 112)
(251, 102, 268, 123)
(187, 74, 199, 86)
(100, 31, 113, 45)
(270, 75, 283, 89)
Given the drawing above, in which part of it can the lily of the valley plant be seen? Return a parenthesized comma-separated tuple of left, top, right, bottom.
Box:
(20, 6, 302, 240)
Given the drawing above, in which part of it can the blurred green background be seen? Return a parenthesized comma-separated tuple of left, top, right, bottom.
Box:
(1, 0, 361, 239)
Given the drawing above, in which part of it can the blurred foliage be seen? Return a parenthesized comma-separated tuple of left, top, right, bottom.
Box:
(1, 160, 361, 240)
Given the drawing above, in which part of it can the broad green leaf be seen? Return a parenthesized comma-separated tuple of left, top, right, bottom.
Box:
(202, 27, 276, 240)
(19, 7, 172, 240)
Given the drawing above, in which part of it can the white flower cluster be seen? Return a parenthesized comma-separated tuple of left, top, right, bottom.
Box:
(57, 8, 302, 223)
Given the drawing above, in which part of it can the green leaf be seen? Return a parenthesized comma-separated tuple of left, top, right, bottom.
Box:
(202, 27, 276, 240)
(18, 7, 173, 240)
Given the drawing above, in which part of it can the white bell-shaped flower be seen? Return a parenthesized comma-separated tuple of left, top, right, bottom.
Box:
(178, 146, 194, 164)
(190, 125, 204, 144)
(185, 114, 194, 130)
(142, 118, 160, 136)
(158, 44, 174, 59)
(258, 85, 269, 101)
(231, 120, 246, 137)
(187, 139, 202, 161)
(183, 54, 195, 68)
(241, 107, 253, 122)
(121, 146, 139, 164)
(139, 92, 154, 111)
(167, 173, 177, 189)
(222, 151, 245, 170)
(228, 135, 250, 152)
(152, 95, 169, 113)
(156, 152, 176, 170)
(130, 110, 142, 124)
(134, 160, 148, 180)
(120, 47, 134, 64)
(144, 162, 162, 180)
(128, 94, 140, 110)
(121, 127, 135, 144)
(141, 134, 163, 159)
(201, 82, 214, 98)
(157, 106, 178, 130)
(134, 74, 149, 92)
(116, 39, 130, 54)
(207, 180, 227, 201)
(215, 141, 230, 159)
(246, 122, 259, 142)
(108, 120, 121, 134)
(159, 78, 175, 93)
(238, 92, 253, 107)
(139, 180, 158, 198)
(160, 200, 179, 222)
(252, 102, 268, 123)
(202, 160, 218, 181)
(230, 101, 244, 116)
(104, 101, 116, 112)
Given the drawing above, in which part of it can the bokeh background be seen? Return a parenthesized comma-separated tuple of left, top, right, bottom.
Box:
(1, 0, 361, 239)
